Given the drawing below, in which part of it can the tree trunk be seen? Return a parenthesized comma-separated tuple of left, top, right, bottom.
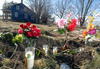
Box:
(80, 17, 85, 26)
(36, 17, 40, 24)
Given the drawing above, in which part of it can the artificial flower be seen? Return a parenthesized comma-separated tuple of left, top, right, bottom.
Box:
(89, 19, 92, 23)
(26, 22, 31, 26)
(68, 24, 75, 31)
(66, 12, 73, 18)
(95, 13, 98, 14)
(20, 24, 28, 29)
(12, 30, 15, 32)
(88, 16, 91, 18)
(87, 29, 97, 35)
(19, 22, 41, 38)
(71, 19, 77, 26)
(23, 25, 28, 29)
(27, 31, 33, 37)
(18, 28, 23, 34)
(31, 28, 41, 37)
(92, 11, 94, 13)
(57, 19, 65, 29)
(91, 17, 94, 21)
(83, 30, 87, 38)
(15, 34, 23, 43)
(89, 23, 93, 26)
(72, 5, 75, 7)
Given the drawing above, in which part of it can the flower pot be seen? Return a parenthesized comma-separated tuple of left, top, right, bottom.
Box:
(25, 47, 35, 69)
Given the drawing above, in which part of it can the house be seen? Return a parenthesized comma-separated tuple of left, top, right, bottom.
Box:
(11, 3, 36, 22)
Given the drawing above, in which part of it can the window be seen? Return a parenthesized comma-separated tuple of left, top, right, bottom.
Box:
(15, 12, 18, 17)
(16, 6, 19, 10)
(24, 7, 27, 11)
(31, 16, 34, 20)
(25, 14, 27, 19)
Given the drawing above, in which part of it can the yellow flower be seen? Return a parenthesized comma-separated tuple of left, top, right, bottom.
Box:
(91, 17, 94, 20)
(89, 23, 93, 26)
(89, 19, 92, 23)
(87, 26, 90, 29)
(94, 25, 96, 27)
(88, 16, 91, 18)
(95, 13, 98, 14)
(92, 11, 94, 13)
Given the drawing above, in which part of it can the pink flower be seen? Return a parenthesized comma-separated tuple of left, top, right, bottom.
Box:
(18, 28, 23, 34)
(12, 30, 15, 32)
(72, 5, 75, 8)
(66, 12, 73, 18)
(57, 19, 65, 29)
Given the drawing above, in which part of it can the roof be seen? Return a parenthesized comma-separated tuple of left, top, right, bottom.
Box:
(1, 9, 11, 13)
(11, 3, 35, 15)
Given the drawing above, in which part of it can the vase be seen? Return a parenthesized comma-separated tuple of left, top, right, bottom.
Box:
(25, 47, 35, 69)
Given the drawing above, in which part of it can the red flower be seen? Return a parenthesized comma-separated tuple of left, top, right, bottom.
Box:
(31, 28, 41, 37)
(71, 19, 77, 26)
(26, 22, 31, 26)
(31, 25, 37, 30)
(68, 24, 76, 31)
(27, 31, 33, 37)
(23, 25, 28, 29)
(18, 28, 23, 34)
(68, 19, 77, 31)
(19, 22, 41, 38)
(20, 24, 28, 29)
(20, 24, 23, 28)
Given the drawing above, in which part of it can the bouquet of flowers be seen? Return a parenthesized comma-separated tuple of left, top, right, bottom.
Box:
(18, 22, 41, 47)
(57, 12, 77, 51)
(83, 16, 99, 46)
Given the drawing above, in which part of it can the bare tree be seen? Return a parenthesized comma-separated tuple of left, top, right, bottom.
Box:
(40, 0, 53, 24)
(27, 0, 52, 24)
(71, 0, 100, 26)
(55, 0, 71, 19)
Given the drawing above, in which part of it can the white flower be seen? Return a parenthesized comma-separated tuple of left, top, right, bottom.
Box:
(24, 29, 30, 32)
(85, 34, 91, 40)
(91, 35, 95, 40)
(6, 32, 9, 34)
(0, 32, 3, 37)
(85, 35, 96, 42)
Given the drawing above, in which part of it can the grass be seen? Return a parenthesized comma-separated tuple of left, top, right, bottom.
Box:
(80, 47, 100, 69)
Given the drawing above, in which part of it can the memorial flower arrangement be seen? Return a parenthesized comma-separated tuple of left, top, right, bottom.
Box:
(57, 12, 77, 51)
(83, 15, 99, 46)
(17, 22, 41, 47)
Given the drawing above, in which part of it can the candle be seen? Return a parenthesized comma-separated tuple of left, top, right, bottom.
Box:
(43, 44, 48, 57)
(53, 46, 57, 55)
(25, 47, 35, 69)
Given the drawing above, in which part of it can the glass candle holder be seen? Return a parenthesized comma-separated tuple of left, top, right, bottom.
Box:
(25, 47, 35, 69)
(53, 46, 57, 55)
(42, 44, 48, 57)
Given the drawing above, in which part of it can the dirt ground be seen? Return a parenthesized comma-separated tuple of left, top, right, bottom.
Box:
(0, 20, 100, 69)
